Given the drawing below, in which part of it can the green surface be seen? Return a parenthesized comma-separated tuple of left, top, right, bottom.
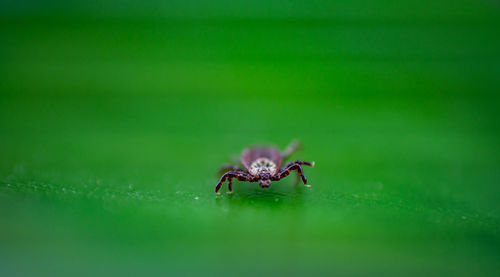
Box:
(1, 1, 500, 276)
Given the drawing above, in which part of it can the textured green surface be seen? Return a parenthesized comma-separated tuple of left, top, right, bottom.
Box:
(1, 1, 500, 276)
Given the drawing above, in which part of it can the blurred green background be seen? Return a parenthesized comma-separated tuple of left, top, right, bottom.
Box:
(1, 1, 499, 276)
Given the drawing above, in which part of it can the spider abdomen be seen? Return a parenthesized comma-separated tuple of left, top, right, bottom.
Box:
(249, 158, 278, 176)
(241, 147, 283, 177)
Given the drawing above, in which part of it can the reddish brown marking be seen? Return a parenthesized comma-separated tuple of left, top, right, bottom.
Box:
(241, 147, 283, 177)
(215, 141, 314, 193)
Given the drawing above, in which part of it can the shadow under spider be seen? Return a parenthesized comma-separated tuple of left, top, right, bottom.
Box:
(215, 179, 309, 208)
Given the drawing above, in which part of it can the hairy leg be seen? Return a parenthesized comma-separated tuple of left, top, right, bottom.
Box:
(215, 170, 256, 194)
(282, 140, 301, 161)
(291, 160, 315, 167)
(272, 160, 314, 186)
(291, 160, 314, 185)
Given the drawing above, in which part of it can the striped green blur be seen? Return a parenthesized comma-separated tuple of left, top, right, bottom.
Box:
(1, 1, 499, 276)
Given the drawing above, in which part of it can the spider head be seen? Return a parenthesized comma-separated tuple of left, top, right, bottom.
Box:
(249, 158, 276, 188)
(259, 177, 271, 188)
(248, 158, 277, 188)
(259, 171, 272, 188)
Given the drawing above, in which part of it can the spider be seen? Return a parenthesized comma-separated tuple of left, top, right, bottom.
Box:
(215, 140, 315, 194)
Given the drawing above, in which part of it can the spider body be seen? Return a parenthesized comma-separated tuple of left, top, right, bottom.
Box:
(216, 141, 314, 193)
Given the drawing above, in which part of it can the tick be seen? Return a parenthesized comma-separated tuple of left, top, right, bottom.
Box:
(215, 141, 315, 194)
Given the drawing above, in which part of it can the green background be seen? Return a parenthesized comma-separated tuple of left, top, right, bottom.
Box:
(1, 1, 499, 276)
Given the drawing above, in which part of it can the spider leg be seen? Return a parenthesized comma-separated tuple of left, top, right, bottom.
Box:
(215, 170, 255, 194)
(272, 160, 314, 186)
(228, 178, 233, 193)
(290, 160, 315, 167)
(291, 160, 314, 186)
(282, 140, 301, 161)
(217, 164, 244, 177)
(272, 163, 303, 183)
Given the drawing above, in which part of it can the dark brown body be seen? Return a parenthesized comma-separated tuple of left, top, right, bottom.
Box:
(216, 141, 314, 193)
(242, 147, 283, 174)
